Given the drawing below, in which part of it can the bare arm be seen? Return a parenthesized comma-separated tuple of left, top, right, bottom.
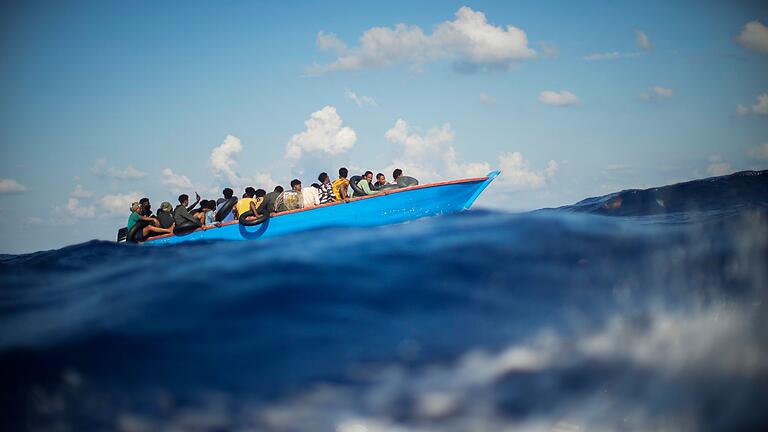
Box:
(186, 192, 201, 211)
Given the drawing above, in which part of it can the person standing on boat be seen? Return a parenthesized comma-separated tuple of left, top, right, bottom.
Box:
(333, 167, 351, 201)
(317, 172, 335, 204)
(357, 171, 381, 195)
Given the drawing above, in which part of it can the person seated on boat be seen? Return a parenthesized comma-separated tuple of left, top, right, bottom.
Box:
(393, 168, 419, 187)
(215, 188, 237, 223)
(356, 171, 382, 195)
(156, 201, 175, 229)
(139, 197, 153, 217)
(128, 202, 173, 242)
(174, 193, 204, 230)
(303, 180, 320, 207)
(201, 200, 217, 226)
(234, 187, 260, 220)
(332, 167, 351, 201)
(317, 172, 335, 204)
(257, 186, 284, 215)
(373, 173, 388, 190)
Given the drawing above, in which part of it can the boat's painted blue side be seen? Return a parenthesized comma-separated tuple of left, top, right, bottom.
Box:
(145, 171, 499, 246)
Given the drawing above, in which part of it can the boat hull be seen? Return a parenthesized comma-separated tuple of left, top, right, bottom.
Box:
(144, 171, 499, 246)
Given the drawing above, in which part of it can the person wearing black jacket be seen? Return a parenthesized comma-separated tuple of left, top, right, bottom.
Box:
(173, 193, 204, 229)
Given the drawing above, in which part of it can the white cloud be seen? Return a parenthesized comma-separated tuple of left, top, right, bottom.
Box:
(209, 135, 243, 184)
(286, 106, 357, 159)
(316, 31, 347, 54)
(161, 168, 193, 192)
(0, 178, 27, 194)
(344, 89, 377, 107)
(497, 152, 558, 191)
(308, 6, 536, 74)
(635, 29, 652, 51)
(736, 93, 768, 115)
(66, 197, 96, 219)
(583, 51, 620, 61)
(479, 93, 496, 105)
(205, 134, 277, 189)
(92, 158, 147, 180)
(707, 155, 732, 176)
(538, 90, 580, 106)
(748, 143, 768, 160)
(384, 118, 490, 180)
(70, 184, 93, 198)
(101, 192, 144, 216)
(737, 20, 768, 54)
(639, 86, 673, 101)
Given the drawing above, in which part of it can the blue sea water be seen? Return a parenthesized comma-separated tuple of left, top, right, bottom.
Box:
(1, 171, 767, 432)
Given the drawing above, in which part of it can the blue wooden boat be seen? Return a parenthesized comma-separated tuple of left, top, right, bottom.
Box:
(144, 171, 499, 246)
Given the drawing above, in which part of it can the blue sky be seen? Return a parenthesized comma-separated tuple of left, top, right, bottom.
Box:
(1, 0, 767, 253)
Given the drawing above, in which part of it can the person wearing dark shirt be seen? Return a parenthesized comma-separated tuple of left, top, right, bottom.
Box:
(173, 193, 204, 229)
(257, 186, 284, 215)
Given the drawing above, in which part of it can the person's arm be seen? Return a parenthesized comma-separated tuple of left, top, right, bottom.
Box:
(359, 180, 379, 195)
(180, 208, 201, 225)
(339, 183, 349, 200)
(186, 192, 201, 211)
(139, 215, 160, 226)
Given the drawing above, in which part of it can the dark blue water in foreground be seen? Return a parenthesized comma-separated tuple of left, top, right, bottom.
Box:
(1, 171, 767, 432)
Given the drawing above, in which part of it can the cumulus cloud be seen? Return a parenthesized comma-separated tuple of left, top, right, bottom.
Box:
(0, 178, 27, 194)
(66, 197, 96, 218)
(635, 29, 652, 51)
(92, 158, 147, 180)
(384, 119, 557, 190)
(308, 6, 536, 74)
(479, 93, 496, 105)
(208, 135, 277, 188)
(707, 155, 732, 176)
(286, 106, 357, 159)
(384, 119, 490, 180)
(316, 31, 347, 54)
(101, 192, 144, 216)
(345, 89, 377, 107)
(161, 168, 193, 192)
(70, 184, 93, 198)
(538, 90, 580, 106)
(497, 152, 558, 190)
(736, 20, 768, 53)
(639, 86, 673, 101)
(736, 93, 768, 116)
(748, 143, 768, 160)
(583, 51, 620, 61)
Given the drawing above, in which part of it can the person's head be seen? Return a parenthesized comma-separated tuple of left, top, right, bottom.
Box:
(255, 188, 266, 198)
(274, 186, 284, 193)
(160, 201, 173, 213)
(223, 188, 233, 199)
(393, 168, 403, 180)
(130, 202, 140, 213)
(178, 194, 189, 206)
(339, 167, 348, 179)
(205, 200, 216, 210)
(290, 179, 301, 191)
(139, 197, 150, 206)
(318, 172, 329, 184)
(244, 187, 256, 198)
(376, 173, 385, 184)
(364, 171, 373, 181)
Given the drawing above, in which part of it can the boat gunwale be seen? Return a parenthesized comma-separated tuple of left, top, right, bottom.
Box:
(143, 175, 490, 243)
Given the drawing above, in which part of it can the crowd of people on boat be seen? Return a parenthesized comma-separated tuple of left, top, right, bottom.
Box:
(123, 167, 418, 242)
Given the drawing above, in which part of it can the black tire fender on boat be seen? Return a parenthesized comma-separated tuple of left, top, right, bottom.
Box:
(238, 210, 269, 226)
(348, 175, 367, 197)
(173, 222, 201, 235)
(214, 197, 238, 222)
(125, 224, 141, 244)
